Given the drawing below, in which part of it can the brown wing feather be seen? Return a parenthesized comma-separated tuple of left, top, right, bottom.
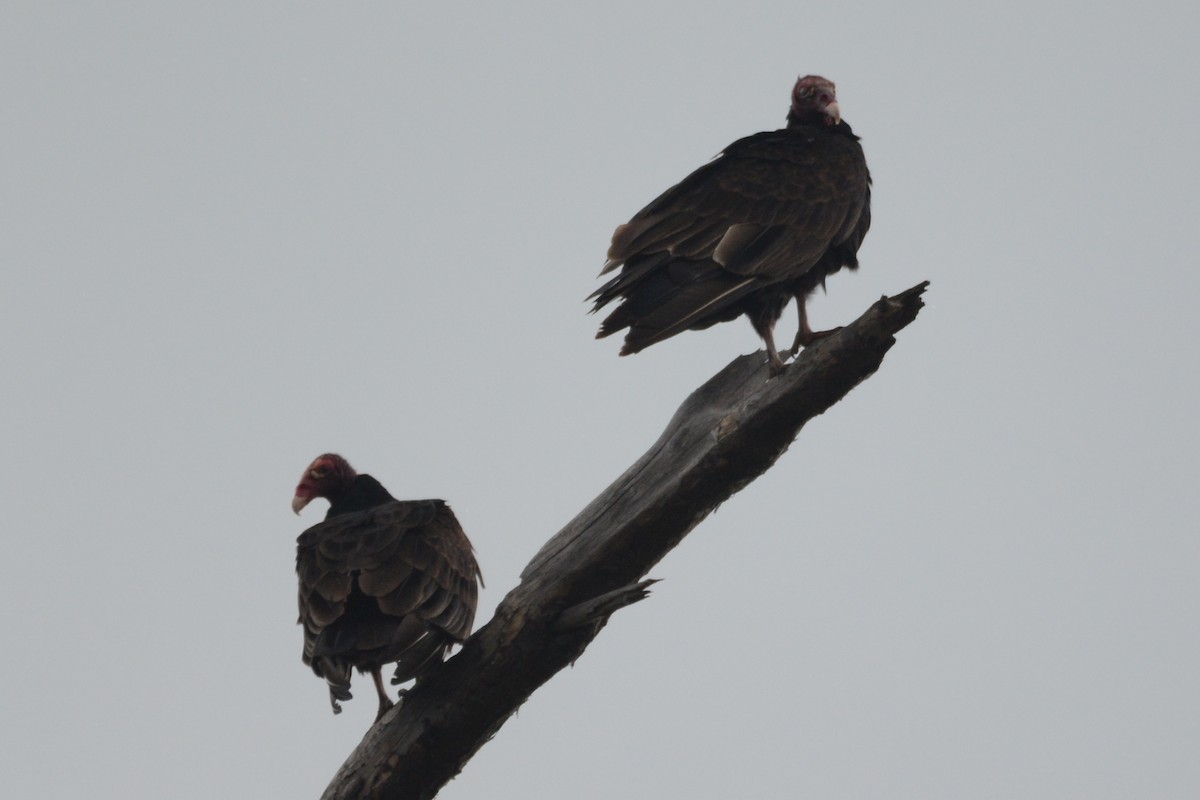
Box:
(605, 130, 867, 281)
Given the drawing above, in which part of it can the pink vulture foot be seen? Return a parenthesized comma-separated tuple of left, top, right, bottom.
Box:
(790, 325, 842, 358)
(374, 696, 395, 722)
(767, 352, 790, 378)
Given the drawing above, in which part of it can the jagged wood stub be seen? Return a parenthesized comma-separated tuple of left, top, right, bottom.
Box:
(320, 281, 930, 800)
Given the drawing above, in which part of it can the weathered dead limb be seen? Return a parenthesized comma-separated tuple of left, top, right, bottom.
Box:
(320, 281, 930, 800)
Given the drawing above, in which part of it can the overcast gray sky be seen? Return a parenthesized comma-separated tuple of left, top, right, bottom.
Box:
(3, 2, 1198, 798)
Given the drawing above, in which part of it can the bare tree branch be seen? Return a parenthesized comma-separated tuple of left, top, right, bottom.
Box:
(320, 281, 930, 800)
(552, 579, 660, 633)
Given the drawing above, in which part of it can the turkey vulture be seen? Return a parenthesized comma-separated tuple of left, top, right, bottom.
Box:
(292, 454, 482, 721)
(590, 75, 871, 375)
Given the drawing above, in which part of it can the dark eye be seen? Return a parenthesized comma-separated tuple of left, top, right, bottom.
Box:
(310, 467, 329, 479)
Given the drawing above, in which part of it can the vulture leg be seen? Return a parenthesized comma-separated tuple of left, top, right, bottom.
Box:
(371, 666, 395, 721)
(789, 294, 842, 357)
(751, 315, 789, 377)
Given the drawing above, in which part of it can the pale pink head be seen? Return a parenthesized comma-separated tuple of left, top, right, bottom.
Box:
(292, 453, 357, 514)
(789, 75, 840, 126)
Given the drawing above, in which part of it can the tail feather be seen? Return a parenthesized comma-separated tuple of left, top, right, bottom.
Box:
(390, 633, 452, 686)
(605, 265, 762, 352)
(588, 251, 671, 307)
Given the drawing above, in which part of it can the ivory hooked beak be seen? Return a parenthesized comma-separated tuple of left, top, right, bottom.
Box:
(825, 100, 841, 125)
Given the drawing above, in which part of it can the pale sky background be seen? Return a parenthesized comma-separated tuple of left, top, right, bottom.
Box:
(3, 2, 1198, 798)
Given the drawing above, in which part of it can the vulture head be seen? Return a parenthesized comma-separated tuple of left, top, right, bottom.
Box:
(789, 75, 840, 127)
(292, 453, 357, 514)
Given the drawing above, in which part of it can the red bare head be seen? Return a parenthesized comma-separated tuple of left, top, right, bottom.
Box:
(789, 75, 840, 127)
(292, 453, 358, 515)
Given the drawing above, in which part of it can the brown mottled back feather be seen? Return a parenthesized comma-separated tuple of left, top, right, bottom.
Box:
(296, 494, 481, 714)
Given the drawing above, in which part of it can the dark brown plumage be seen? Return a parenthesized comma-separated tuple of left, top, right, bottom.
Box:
(590, 75, 872, 375)
(293, 454, 481, 721)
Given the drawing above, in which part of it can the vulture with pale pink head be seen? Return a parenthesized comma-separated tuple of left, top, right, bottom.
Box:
(590, 75, 872, 375)
(292, 454, 481, 721)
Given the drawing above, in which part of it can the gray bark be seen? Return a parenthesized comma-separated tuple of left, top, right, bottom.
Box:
(320, 281, 930, 800)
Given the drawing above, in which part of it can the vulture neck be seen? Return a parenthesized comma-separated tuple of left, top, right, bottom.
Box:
(785, 114, 858, 140)
(325, 474, 395, 518)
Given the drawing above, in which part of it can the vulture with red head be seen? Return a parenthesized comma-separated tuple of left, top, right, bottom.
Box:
(292, 454, 482, 721)
(590, 75, 872, 375)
